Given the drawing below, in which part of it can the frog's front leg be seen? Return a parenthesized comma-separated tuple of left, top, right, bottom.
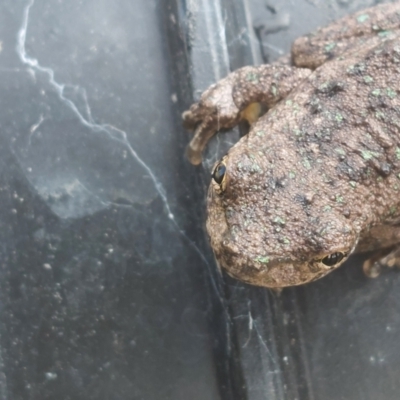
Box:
(363, 247, 400, 279)
(183, 65, 310, 165)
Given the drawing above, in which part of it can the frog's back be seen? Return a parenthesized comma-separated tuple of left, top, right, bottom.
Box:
(244, 35, 400, 239)
(292, 2, 400, 69)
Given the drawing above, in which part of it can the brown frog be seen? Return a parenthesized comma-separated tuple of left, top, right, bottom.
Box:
(183, 3, 400, 288)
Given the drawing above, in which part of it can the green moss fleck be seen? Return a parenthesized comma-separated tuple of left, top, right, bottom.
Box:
(396, 147, 400, 160)
(387, 88, 396, 99)
(324, 205, 332, 212)
(288, 171, 296, 179)
(378, 30, 392, 38)
(363, 76, 374, 84)
(302, 158, 311, 170)
(357, 14, 369, 23)
(361, 150, 379, 160)
(273, 216, 286, 226)
(349, 181, 356, 188)
(325, 42, 336, 52)
(246, 72, 259, 83)
(335, 113, 343, 122)
(255, 256, 270, 264)
(336, 195, 344, 203)
(371, 89, 381, 96)
(250, 164, 261, 173)
(283, 237, 291, 245)
(335, 147, 346, 156)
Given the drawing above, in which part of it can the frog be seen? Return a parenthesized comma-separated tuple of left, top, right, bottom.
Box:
(182, 2, 400, 288)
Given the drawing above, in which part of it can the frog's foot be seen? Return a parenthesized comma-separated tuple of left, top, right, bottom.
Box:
(183, 65, 311, 165)
(363, 247, 400, 278)
(183, 74, 242, 165)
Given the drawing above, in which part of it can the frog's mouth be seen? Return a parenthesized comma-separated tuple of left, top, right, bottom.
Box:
(213, 249, 344, 288)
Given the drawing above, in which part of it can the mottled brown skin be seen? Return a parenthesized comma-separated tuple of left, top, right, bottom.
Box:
(183, 3, 400, 288)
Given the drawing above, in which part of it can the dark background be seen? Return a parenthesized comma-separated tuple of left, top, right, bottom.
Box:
(0, 0, 398, 399)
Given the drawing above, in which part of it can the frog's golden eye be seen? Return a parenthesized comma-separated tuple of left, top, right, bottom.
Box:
(321, 252, 345, 266)
(212, 162, 226, 185)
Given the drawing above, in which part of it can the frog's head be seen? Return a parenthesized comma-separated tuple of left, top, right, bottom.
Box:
(206, 146, 360, 288)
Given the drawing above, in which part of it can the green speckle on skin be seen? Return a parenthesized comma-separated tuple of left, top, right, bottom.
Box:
(256, 130, 265, 137)
(390, 206, 397, 215)
(250, 163, 261, 173)
(347, 63, 365, 75)
(318, 82, 329, 91)
(335, 147, 346, 156)
(246, 72, 259, 83)
(288, 171, 296, 179)
(336, 195, 344, 203)
(319, 228, 328, 236)
(371, 89, 381, 96)
(378, 30, 392, 38)
(396, 147, 400, 160)
(394, 185, 399, 191)
(387, 88, 396, 99)
(323, 205, 332, 212)
(282, 237, 291, 245)
(335, 113, 343, 122)
(325, 42, 336, 52)
(293, 128, 302, 136)
(361, 150, 379, 160)
(349, 181, 357, 188)
(357, 14, 369, 23)
(255, 256, 270, 264)
(364, 76, 374, 84)
(375, 110, 385, 120)
(285, 99, 293, 106)
(273, 216, 286, 226)
(271, 84, 278, 97)
(302, 158, 311, 170)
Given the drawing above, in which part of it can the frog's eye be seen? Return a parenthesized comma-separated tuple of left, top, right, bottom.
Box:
(212, 162, 226, 185)
(321, 252, 345, 267)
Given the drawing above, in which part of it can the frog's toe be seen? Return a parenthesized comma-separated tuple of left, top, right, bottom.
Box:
(380, 251, 400, 269)
(185, 141, 203, 165)
(362, 258, 382, 278)
(185, 119, 218, 165)
(363, 247, 400, 278)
